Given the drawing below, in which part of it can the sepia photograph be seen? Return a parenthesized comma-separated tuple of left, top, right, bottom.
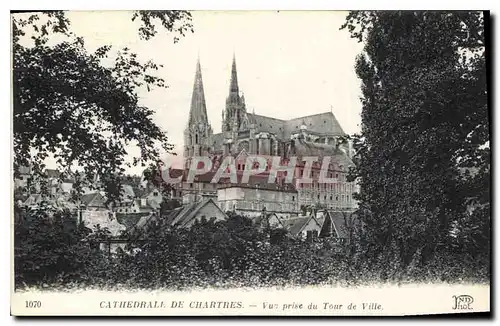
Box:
(10, 9, 491, 316)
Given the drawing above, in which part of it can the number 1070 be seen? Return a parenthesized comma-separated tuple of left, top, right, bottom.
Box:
(25, 301, 41, 308)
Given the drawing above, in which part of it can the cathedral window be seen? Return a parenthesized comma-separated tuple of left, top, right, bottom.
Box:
(292, 196, 295, 201)
(195, 134, 199, 144)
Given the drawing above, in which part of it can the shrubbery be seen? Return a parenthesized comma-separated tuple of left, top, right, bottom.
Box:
(14, 207, 489, 291)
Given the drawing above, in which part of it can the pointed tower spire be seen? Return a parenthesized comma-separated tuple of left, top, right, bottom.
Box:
(189, 57, 208, 125)
(229, 53, 239, 94)
(184, 57, 213, 166)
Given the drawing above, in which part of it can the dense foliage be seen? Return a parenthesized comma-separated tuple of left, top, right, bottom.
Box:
(15, 208, 488, 291)
(341, 12, 489, 275)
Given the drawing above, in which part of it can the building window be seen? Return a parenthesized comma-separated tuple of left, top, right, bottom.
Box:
(330, 195, 333, 200)
(292, 196, 295, 201)
(242, 164, 245, 170)
(336, 173, 339, 178)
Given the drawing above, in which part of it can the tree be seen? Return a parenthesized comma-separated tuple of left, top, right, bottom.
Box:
(341, 12, 488, 268)
(12, 11, 193, 203)
(14, 205, 95, 287)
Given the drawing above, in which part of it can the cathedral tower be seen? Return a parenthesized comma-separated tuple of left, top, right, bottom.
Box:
(184, 58, 213, 169)
(222, 55, 248, 155)
(223, 54, 247, 133)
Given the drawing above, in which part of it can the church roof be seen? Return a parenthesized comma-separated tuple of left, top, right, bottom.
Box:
(285, 112, 345, 138)
(244, 111, 346, 139)
(247, 113, 287, 136)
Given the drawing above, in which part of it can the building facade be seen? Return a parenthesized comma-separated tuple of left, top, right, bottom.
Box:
(217, 184, 298, 219)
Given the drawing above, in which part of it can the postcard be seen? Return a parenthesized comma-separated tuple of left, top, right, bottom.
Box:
(11, 10, 491, 316)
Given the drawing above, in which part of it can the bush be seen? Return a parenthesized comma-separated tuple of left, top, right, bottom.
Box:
(14, 209, 490, 291)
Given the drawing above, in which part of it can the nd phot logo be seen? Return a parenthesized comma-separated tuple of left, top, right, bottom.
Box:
(452, 295, 474, 310)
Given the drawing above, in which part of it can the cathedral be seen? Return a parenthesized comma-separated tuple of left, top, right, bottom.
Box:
(181, 55, 358, 212)
(184, 55, 353, 164)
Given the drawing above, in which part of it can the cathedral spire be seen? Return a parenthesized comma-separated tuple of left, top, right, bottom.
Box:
(189, 57, 208, 125)
(229, 53, 239, 94)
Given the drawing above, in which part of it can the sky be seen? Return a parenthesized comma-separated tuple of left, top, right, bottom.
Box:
(23, 11, 366, 173)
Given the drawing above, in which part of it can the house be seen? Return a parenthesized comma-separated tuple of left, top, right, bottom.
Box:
(283, 214, 323, 242)
(144, 188, 163, 210)
(317, 210, 359, 244)
(169, 198, 228, 228)
(129, 198, 228, 234)
(79, 192, 126, 237)
(217, 176, 299, 219)
(81, 192, 107, 210)
(114, 193, 162, 231)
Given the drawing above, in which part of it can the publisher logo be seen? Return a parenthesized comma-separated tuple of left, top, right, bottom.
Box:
(452, 295, 474, 310)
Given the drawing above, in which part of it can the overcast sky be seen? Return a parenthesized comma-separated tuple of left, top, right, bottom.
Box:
(29, 11, 365, 172)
